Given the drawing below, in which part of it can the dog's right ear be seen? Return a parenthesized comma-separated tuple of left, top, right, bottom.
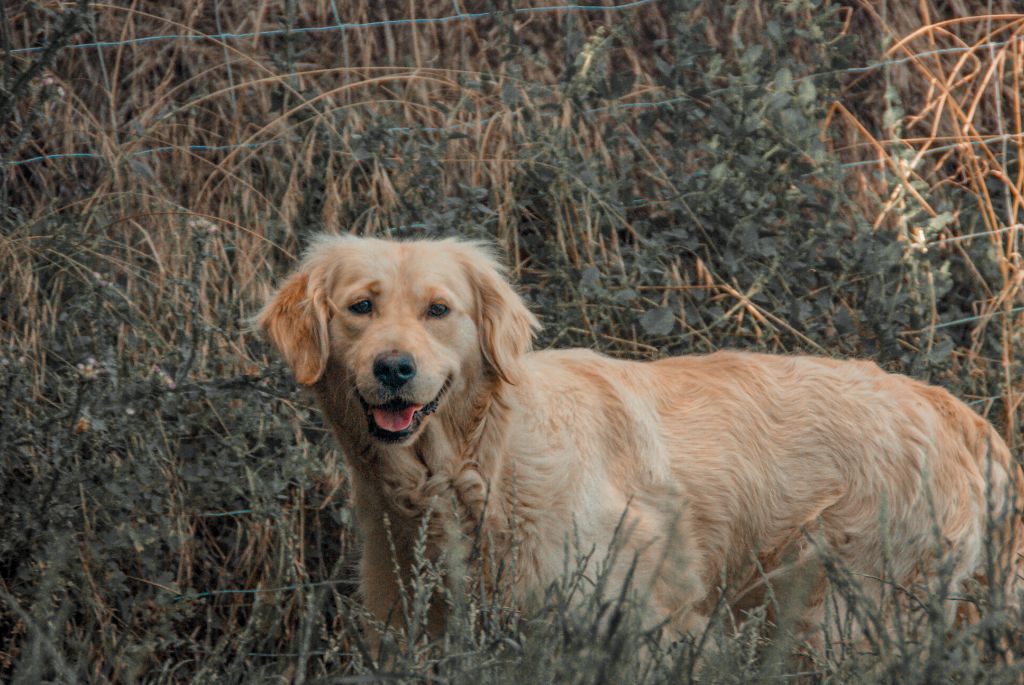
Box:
(257, 267, 331, 385)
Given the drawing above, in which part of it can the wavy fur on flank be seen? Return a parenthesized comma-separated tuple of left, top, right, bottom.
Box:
(260, 234, 1023, 640)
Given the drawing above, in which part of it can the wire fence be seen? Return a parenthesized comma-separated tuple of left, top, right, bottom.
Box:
(9, 0, 660, 54)
(6, 1, 1024, 168)
(5, 0, 1022, 329)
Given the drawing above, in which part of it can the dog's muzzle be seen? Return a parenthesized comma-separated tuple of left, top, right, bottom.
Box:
(358, 379, 449, 443)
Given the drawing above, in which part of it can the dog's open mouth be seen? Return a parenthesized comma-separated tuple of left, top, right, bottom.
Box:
(359, 381, 449, 443)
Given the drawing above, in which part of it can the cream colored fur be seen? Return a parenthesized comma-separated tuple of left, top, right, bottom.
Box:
(259, 234, 1023, 637)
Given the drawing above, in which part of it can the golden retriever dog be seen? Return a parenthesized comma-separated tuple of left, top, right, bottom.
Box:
(259, 234, 1022, 640)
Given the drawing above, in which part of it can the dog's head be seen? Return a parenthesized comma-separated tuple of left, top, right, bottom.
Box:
(258, 235, 539, 444)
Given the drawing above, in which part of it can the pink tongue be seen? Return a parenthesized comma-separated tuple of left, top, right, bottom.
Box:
(372, 405, 422, 432)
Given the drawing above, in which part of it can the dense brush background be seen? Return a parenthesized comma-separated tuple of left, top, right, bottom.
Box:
(1, 0, 1023, 681)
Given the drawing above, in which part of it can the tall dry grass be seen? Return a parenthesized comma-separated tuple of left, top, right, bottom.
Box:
(3, 2, 1021, 432)
(1, 0, 1022, 681)
(833, 3, 1024, 444)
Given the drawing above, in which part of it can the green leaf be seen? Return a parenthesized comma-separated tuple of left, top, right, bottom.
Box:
(640, 306, 675, 336)
(798, 77, 817, 105)
(927, 336, 955, 363)
(775, 67, 793, 93)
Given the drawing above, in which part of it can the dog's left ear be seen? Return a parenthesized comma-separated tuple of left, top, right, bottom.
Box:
(257, 267, 332, 385)
(456, 242, 540, 385)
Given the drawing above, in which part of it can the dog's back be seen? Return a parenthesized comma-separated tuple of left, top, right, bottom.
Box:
(520, 349, 1023, 622)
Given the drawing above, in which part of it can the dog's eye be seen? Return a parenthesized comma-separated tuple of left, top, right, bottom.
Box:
(348, 299, 373, 315)
(427, 303, 449, 318)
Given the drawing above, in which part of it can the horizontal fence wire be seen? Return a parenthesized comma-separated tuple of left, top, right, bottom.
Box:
(11, 113, 1024, 168)
(931, 305, 1024, 331)
(199, 508, 255, 518)
(8, 0, 660, 54)
(173, 578, 358, 602)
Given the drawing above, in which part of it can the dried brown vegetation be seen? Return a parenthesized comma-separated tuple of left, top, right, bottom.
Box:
(1, 0, 1021, 681)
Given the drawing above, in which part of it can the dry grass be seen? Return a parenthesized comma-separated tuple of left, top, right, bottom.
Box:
(3, 2, 1020, 427)
(833, 3, 1024, 444)
(1, 0, 1022, 681)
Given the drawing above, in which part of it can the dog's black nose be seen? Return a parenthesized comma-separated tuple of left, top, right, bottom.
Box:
(373, 351, 417, 390)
